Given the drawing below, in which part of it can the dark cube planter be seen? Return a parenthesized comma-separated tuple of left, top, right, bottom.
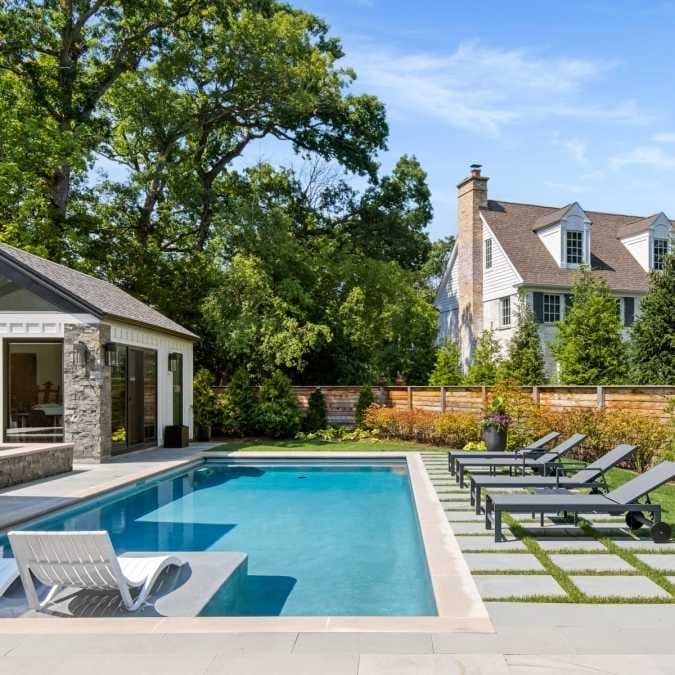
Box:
(483, 424, 508, 452)
(195, 424, 212, 443)
(164, 425, 189, 448)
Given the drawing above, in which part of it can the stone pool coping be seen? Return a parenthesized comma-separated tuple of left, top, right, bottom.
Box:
(0, 449, 493, 633)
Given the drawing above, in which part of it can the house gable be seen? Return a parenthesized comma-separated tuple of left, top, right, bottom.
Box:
(619, 212, 672, 272)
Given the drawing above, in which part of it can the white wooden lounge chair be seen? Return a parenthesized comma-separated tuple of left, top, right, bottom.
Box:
(0, 558, 19, 596)
(8, 531, 183, 612)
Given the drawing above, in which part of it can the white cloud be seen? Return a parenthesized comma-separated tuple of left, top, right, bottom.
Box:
(346, 41, 632, 136)
(559, 137, 589, 165)
(652, 131, 675, 143)
(610, 145, 675, 170)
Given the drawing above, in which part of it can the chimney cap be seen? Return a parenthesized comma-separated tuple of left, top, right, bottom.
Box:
(470, 163, 482, 177)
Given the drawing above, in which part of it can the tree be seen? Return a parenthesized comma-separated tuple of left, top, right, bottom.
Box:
(499, 302, 546, 385)
(354, 385, 375, 428)
(428, 339, 463, 385)
(422, 235, 455, 289)
(301, 388, 327, 432)
(464, 329, 502, 385)
(629, 253, 675, 384)
(222, 366, 258, 436)
(0, 0, 205, 228)
(255, 370, 300, 438)
(550, 268, 627, 384)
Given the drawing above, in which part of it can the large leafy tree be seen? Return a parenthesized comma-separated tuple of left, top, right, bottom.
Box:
(550, 268, 627, 384)
(629, 253, 675, 384)
(0, 0, 205, 232)
(201, 161, 437, 383)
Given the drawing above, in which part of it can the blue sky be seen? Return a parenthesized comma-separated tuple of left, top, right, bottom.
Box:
(276, 0, 675, 240)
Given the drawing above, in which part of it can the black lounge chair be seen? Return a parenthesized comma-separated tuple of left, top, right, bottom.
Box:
(447, 432, 560, 475)
(455, 433, 587, 488)
(485, 461, 675, 543)
(469, 444, 636, 514)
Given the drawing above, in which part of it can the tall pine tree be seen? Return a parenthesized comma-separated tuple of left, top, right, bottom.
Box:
(629, 253, 675, 384)
(464, 329, 502, 385)
(550, 268, 627, 384)
(429, 339, 463, 385)
(499, 302, 546, 385)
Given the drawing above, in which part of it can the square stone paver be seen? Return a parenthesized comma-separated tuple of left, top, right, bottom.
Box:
(570, 575, 671, 599)
(610, 538, 675, 551)
(449, 522, 490, 535)
(473, 575, 566, 599)
(455, 536, 527, 552)
(445, 511, 485, 522)
(635, 554, 675, 572)
(549, 554, 634, 572)
(464, 553, 544, 572)
(534, 537, 606, 552)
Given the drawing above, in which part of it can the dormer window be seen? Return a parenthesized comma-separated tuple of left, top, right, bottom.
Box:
(565, 230, 584, 265)
(653, 238, 669, 271)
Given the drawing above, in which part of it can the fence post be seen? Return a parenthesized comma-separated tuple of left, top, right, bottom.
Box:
(440, 386, 446, 413)
(596, 385, 605, 410)
(407, 386, 413, 410)
(532, 386, 540, 404)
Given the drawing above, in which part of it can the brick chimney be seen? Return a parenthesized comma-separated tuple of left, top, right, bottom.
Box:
(456, 164, 488, 368)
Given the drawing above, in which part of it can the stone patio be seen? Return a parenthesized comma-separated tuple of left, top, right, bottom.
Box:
(419, 451, 675, 605)
(0, 447, 672, 673)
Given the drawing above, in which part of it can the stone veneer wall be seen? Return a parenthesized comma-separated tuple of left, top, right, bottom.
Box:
(0, 445, 74, 489)
(63, 322, 112, 461)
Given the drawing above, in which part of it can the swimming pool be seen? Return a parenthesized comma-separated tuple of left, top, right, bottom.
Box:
(0, 458, 437, 616)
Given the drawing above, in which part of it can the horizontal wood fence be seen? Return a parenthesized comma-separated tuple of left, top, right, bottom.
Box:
(212, 385, 675, 426)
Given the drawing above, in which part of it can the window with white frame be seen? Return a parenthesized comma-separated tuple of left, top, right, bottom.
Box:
(499, 296, 511, 327)
(653, 238, 669, 271)
(565, 230, 584, 265)
(485, 238, 493, 269)
(543, 294, 561, 323)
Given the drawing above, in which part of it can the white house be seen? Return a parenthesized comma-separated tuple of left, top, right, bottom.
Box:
(0, 243, 196, 461)
(436, 165, 673, 374)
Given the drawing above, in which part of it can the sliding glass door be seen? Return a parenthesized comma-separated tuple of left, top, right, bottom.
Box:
(110, 345, 157, 455)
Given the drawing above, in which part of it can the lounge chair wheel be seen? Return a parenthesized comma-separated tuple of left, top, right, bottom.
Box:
(625, 512, 645, 531)
(650, 521, 672, 544)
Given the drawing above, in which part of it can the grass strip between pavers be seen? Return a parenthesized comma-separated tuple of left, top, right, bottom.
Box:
(504, 515, 583, 602)
(580, 521, 675, 600)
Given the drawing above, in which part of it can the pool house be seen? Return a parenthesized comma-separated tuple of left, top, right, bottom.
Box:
(0, 243, 196, 462)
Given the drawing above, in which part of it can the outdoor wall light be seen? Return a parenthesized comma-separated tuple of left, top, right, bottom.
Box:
(73, 341, 90, 369)
(168, 352, 180, 372)
(104, 342, 118, 367)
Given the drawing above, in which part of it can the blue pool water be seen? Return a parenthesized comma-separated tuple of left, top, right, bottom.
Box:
(0, 459, 436, 616)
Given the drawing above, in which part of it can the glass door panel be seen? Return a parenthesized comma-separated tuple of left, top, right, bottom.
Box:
(6, 341, 64, 443)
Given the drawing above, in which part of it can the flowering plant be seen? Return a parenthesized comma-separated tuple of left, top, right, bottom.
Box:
(481, 396, 512, 431)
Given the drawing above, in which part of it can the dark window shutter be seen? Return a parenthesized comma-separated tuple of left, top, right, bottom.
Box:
(532, 292, 544, 323)
(623, 297, 635, 327)
(564, 294, 573, 312)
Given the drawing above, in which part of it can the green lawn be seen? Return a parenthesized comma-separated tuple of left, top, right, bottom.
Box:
(210, 437, 444, 453)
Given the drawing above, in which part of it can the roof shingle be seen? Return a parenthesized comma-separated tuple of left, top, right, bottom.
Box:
(0, 244, 197, 339)
(482, 200, 668, 291)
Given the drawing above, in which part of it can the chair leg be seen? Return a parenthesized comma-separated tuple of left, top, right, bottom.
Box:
(495, 509, 502, 542)
(39, 583, 62, 609)
(475, 486, 482, 515)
